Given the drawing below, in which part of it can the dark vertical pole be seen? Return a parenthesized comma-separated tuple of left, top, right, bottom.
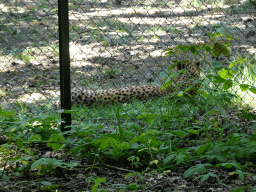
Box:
(58, 0, 71, 132)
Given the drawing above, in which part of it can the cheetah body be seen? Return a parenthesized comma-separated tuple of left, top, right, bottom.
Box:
(71, 61, 201, 106)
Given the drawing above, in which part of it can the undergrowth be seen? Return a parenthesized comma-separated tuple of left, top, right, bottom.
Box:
(1, 91, 256, 191)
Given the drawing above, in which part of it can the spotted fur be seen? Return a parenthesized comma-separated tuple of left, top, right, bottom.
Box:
(71, 61, 201, 106)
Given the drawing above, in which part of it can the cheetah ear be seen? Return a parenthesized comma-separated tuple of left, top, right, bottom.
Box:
(177, 60, 189, 70)
(195, 61, 200, 67)
(176, 62, 183, 70)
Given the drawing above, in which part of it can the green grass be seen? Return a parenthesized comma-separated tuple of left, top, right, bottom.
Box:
(104, 67, 120, 78)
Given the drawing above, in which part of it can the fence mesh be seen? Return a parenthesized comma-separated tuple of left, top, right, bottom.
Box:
(1, 0, 256, 126)
(1, 0, 59, 114)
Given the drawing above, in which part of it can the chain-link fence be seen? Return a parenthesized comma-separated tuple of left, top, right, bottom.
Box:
(1, 0, 60, 113)
(1, 0, 256, 127)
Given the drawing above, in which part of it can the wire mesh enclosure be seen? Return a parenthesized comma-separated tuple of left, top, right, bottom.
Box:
(1, 0, 256, 127)
(1, 0, 60, 113)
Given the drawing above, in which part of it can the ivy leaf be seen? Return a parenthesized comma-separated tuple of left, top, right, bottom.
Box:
(239, 84, 249, 91)
(164, 153, 176, 164)
(16, 138, 24, 149)
(223, 80, 233, 90)
(190, 45, 199, 55)
(47, 134, 66, 151)
(218, 68, 236, 79)
(216, 162, 244, 170)
(196, 145, 206, 156)
(184, 163, 212, 178)
(28, 134, 42, 143)
(213, 76, 225, 83)
(212, 42, 230, 57)
(249, 87, 256, 94)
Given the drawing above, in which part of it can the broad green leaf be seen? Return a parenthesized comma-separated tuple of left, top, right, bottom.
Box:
(197, 89, 209, 98)
(229, 60, 239, 69)
(168, 62, 178, 71)
(206, 74, 214, 79)
(212, 42, 222, 56)
(16, 138, 24, 149)
(136, 113, 154, 124)
(218, 69, 236, 79)
(204, 45, 212, 52)
(200, 174, 209, 182)
(44, 158, 54, 165)
(151, 160, 159, 165)
(216, 42, 230, 57)
(216, 162, 244, 170)
(233, 185, 251, 192)
(40, 181, 52, 186)
(21, 159, 27, 165)
(238, 173, 245, 180)
(126, 183, 139, 190)
(1, 173, 9, 181)
(240, 84, 249, 91)
(190, 45, 199, 55)
(236, 113, 256, 120)
(164, 153, 176, 164)
(95, 177, 106, 183)
(196, 145, 206, 156)
(174, 130, 187, 137)
(31, 159, 43, 170)
(47, 133, 66, 151)
(185, 84, 197, 92)
(223, 80, 233, 90)
(188, 129, 199, 135)
(177, 91, 184, 97)
(11, 128, 16, 133)
(208, 110, 217, 115)
(28, 134, 42, 143)
(91, 183, 99, 192)
(183, 164, 211, 178)
(249, 87, 256, 94)
(229, 57, 247, 69)
(163, 48, 175, 57)
(163, 71, 180, 85)
(214, 155, 227, 162)
(213, 76, 225, 83)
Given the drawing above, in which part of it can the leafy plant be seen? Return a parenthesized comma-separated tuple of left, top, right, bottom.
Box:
(249, 0, 256, 6)
(20, 52, 31, 64)
(184, 163, 233, 189)
(164, 32, 234, 58)
(30, 158, 78, 173)
(104, 68, 120, 78)
(163, 32, 256, 107)
(87, 177, 106, 192)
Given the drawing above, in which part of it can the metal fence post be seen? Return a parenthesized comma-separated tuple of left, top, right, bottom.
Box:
(58, 0, 71, 132)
